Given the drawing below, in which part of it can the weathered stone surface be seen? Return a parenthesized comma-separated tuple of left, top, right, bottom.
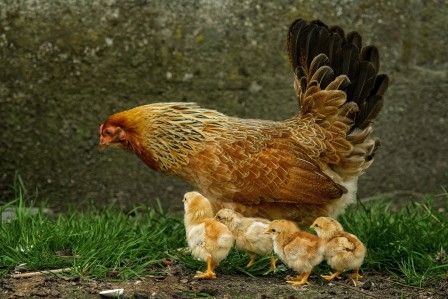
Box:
(1, 0, 447, 212)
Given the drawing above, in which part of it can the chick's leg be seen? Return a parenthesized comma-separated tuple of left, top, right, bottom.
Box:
(321, 271, 342, 281)
(348, 268, 362, 280)
(286, 271, 311, 286)
(194, 256, 217, 280)
(246, 253, 257, 268)
(269, 256, 278, 271)
(262, 255, 278, 275)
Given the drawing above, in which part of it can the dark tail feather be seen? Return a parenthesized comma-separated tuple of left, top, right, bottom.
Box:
(287, 19, 389, 131)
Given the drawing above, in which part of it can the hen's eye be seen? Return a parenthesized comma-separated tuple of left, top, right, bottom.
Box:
(271, 229, 276, 232)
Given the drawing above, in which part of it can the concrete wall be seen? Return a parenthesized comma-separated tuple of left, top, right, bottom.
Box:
(1, 0, 447, 212)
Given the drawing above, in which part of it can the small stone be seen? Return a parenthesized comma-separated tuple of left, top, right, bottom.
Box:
(50, 289, 61, 297)
(133, 292, 149, 299)
(361, 280, 373, 290)
(161, 258, 175, 266)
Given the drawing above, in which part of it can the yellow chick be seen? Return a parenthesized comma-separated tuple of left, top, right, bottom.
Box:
(310, 217, 366, 280)
(183, 191, 235, 280)
(265, 220, 325, 286)
(215, 208, 277, 271)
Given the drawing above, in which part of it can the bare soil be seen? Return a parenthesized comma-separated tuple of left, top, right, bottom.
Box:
(1, 262, 446, 299)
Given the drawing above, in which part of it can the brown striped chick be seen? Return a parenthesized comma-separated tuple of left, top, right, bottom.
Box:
(265, 220, 325, 286)
(215, 209, 277, 271)
(311, 217, 366, 280)
(183, 191, 235, 280)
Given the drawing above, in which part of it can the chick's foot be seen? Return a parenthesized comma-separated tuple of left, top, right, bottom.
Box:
(321, 271, 342, 281)
(286, 272, 311, 286)
(348, 268, 362, 280)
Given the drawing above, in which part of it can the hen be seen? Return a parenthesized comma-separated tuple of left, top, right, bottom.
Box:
(215, 208, 277, 271)
(100, 18, 388, 226)
(310, 216, 366, 280)
(183, 191, 234, 280)
(265, 219, 325, 286)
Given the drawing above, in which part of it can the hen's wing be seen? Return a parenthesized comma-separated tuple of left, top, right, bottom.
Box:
(184, 126, 346, 205)
(288, 19, 388, 172)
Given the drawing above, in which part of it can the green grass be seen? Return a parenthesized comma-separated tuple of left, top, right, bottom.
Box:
(1, 179, 447, 286)
(339, 193, 448, 286)
(0, 177, 185, 279)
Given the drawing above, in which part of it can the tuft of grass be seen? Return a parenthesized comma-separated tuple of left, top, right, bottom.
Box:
(0, 181, 185, 279)
(1, 179, 447, 286)
(339, 195, 448, 286)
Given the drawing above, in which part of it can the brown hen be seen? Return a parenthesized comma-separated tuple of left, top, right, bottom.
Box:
(99, 19, 389, 226)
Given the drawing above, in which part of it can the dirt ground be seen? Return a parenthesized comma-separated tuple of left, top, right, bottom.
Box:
(1, 261, 447, 299)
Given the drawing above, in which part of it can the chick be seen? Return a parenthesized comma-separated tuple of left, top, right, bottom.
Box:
(265, 220, 325, 286)
(215, 209, 277, 271)
(183, 191, 235, 280)
(311, 217, 366, 280)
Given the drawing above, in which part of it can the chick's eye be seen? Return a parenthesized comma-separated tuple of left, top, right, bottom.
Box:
(314, 224, 319, 228)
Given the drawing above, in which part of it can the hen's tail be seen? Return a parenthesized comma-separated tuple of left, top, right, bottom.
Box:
(288, 19, 389, 177)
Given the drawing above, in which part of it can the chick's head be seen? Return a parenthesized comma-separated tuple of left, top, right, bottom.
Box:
(183, 191, 214, 221)
(265, 219, 299, 237)
(215, 209, 242, 228)
(310, 217, 344, 240)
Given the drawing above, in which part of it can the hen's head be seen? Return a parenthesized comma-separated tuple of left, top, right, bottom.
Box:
(99, 114, 129, 149)
(310, 217, 344, 240)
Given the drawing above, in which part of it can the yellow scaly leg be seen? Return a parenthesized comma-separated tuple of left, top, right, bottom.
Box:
(287, 271, 311, 286)
(348, 268, 363, 280)
(194, 256, 217, 280)
(321, 271, 342, 281)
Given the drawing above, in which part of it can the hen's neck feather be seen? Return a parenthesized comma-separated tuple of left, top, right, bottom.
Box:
(121, 103, 229, 172)
(121, 103, 291, 173)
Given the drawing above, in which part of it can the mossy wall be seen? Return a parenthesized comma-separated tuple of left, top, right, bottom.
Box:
(1, 0, 447, 212)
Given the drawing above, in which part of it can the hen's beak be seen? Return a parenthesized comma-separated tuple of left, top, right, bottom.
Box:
(99, 123, 108, 151)
(264, 230, 269, 235)
(99, 138, 108, 151)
